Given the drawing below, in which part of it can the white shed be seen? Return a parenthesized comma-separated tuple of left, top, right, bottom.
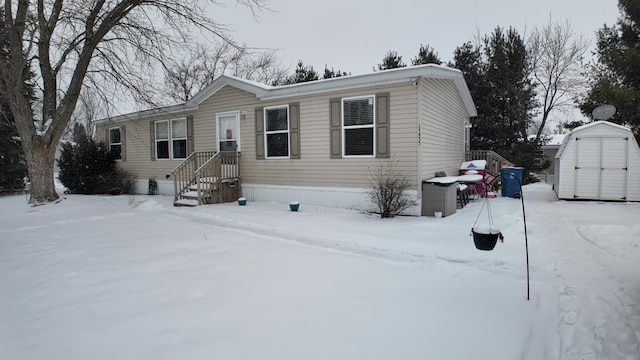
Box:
(554, 121, 640, 201)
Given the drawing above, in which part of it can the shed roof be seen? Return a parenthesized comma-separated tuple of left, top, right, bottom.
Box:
(95, 64, 476, 124)
(555, 121, 635, 159)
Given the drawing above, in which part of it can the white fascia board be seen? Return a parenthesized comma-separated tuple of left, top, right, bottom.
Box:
(187, 75, 271, 107)
(572, 120, 633, 134)
(258, 64, 477, 117)
(95, 65, 477, 124)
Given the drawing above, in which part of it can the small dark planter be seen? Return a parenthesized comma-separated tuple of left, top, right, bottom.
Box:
(472, 229, 503, 251)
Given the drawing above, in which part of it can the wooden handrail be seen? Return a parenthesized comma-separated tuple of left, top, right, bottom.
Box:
(171, 151, 241, 205)
(170, 151, 217, 204)
(194, 152, 241, 205)
(466, 150, 514, 175)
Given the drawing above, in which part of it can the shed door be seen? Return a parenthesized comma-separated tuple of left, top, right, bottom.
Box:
(574, 137, 628, 200)
(600, 137, 628, 199)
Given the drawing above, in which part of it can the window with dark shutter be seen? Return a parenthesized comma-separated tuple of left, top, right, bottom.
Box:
(153, 118, 188, 160)
(343, 95, 375, 157)
(264, 105, 289, 158)
(330, 93, 390, 159)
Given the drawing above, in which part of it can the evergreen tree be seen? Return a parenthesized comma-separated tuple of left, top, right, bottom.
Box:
(377, 50, 406, 70)
(0, 103, 27, 191)
(411, 44, 442, 65)
(322, 66, 348, 79)
(0, 9, 28, 192)
(282, 60, 320, 84)
(451, 28, 542, 178)
(579, 0, 640, 138)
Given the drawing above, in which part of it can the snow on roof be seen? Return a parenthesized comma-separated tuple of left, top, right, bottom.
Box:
(541, 134, 566, 148)
(570, 120, 633, 133)
(95, 64, 477, 124)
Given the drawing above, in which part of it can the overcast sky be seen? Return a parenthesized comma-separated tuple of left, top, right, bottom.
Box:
(214, 0, 621, 75)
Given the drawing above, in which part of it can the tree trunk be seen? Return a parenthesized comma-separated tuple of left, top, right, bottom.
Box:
(25, 140, 60, 204)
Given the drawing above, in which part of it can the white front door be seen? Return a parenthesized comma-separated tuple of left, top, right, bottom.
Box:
(216, 111, 240, 152)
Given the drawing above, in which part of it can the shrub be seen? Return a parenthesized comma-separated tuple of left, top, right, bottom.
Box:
(367, 160, 418, 218)
(58, 136, 132, 194)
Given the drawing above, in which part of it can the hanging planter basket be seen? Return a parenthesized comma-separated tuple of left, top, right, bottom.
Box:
(471, 225, 504, 251)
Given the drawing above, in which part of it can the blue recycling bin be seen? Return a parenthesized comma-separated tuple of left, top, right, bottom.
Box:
(500, 167, 524, 197)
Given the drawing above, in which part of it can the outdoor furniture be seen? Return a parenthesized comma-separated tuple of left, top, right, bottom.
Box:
(457, 173, 484, 199)
(457, 183, 469, 208)
(435, 171, 469, 208)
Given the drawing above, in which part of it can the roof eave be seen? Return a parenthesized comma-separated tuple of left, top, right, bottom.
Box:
(93, 103, 194, 124)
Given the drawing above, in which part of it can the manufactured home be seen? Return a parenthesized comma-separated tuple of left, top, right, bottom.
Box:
(554, 121, 640, 201)
(94, 64, 477, 212)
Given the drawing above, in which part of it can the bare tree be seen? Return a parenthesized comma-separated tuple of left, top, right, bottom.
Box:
(528, 18, 590, 142)
(0, 0, 264, 204)
(64, 89, 105, 141)
(162, 42, 287, 103)
(367, 159, 417, 218)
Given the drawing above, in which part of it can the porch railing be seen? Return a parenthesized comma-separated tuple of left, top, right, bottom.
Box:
(171, 151, 217, 204)
(193, 151, 241, 205)
(465, 150, 514, 175)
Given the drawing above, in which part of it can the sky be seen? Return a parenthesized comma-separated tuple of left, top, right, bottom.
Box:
(1, 181, 639, 359)
(214, 0, 622, 75)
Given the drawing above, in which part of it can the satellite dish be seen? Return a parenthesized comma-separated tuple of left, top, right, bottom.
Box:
(592, 105, 616, 120)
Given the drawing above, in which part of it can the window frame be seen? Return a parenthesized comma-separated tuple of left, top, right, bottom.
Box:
(154, 118, 187, 160)
(342, 95, 376, 158)
(216, 111, 241, 152)
(108, 127, 122, 160)
(264, 105, 290, 159)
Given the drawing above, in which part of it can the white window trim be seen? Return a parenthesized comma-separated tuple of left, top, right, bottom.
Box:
(108, 127, 122, 161)
(216, 111, 241, 152)
(264, 105, 290, 159)
(342, 95, 376, 158)
(155, 117, 187, 160)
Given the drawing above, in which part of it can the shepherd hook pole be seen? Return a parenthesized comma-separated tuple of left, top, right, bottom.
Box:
(511, 172, 530, 301)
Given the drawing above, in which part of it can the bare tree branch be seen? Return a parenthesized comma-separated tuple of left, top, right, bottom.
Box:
(529, 18, 590, 141)
(0, 0, 267, 203)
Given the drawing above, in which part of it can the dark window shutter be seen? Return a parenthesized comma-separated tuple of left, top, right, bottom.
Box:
(376, 92, 390, 158)
(289, 102, 301, 159)
(255, 107, 265, 160)
(329, 98, 342, 159)
(186, 115, 194, 155)
(150, 121, 156, 161)
(121, 125, 127, 162)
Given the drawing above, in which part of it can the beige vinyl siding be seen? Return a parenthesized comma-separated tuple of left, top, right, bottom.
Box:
(419, 78, 468, 181)
(193, 85, 259, 153)
(95, 82, 421, 192)
(96, 113, 197, 180)
(241, 82, 419, 190)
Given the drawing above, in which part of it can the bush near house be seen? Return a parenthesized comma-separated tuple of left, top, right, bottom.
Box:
(367, 160, 417, 218)
(58, 136, 134, 195)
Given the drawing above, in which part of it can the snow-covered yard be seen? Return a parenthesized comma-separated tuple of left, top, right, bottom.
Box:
(0, 183, 638, 360)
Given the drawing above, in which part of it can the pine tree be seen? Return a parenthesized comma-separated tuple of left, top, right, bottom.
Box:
(451, 28, 542, 177)
(579, 0, 640, 138)
(411, 44, 442, 65)
(377, 50, 406, 70)
(0, 103, 27, 191)
(282, 60, 319, 84)
(322, 66, 348, 79)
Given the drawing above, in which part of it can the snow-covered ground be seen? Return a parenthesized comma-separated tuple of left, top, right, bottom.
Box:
(0, 182, 638, 360)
